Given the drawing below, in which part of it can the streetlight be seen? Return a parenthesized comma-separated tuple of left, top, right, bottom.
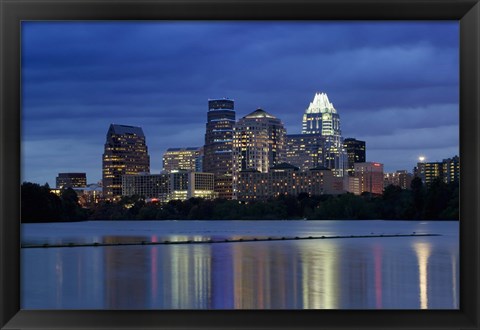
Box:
(418, 156, 425, 163)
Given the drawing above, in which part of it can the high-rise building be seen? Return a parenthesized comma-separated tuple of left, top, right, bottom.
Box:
(203, 98, 235, 199)
(285, 134, 325, 171)
(102, 124, 150, 201)
(442, 155, 460, 184)
(56, 172, 87, 189)
(348, 162, 384, 195)
(301, 92, 347, 177)
(415, 155, 460, 186)
(232, 108, 286, 198)
(162, 147, 203, 173)
(343, 138, 366, 176)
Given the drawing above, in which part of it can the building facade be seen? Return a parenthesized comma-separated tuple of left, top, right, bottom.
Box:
(162, 147, 203, 173)
(236, 162, 344, 201)
(415, 155, 460, 186)
(56, 172, 87, 189)
(122, 171, 216, 202)
(301, 92, 347, 177)
(285, 134, 325, 171)
(203, 98, 236, 199)
(232, 108, 286, 198)
(102, 124, 150, 201)
(347, 162, 384, 195)
(343, 138, 366, 176)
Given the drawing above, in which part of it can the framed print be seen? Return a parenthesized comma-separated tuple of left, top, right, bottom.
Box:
(1, 0, 479, 329)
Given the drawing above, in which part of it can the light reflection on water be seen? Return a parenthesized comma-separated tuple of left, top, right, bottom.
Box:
(21, 220, 459, 309)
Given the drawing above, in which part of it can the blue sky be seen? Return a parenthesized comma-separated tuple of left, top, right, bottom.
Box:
(21, 21, 459, 186)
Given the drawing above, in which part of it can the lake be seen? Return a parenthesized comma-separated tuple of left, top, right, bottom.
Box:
(21, 220, 459, 309)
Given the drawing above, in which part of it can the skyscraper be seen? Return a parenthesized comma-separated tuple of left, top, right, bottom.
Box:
(285, 134, 325, 171)
(203, 98, 235, 199)
(343, 138, 366, 176)
(302, 92, 347, 177)
(232, 108, 286, 198)
(102, 124, 150, 201)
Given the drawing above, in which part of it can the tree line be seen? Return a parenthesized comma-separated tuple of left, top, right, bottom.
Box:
(21, 177, 458, 223)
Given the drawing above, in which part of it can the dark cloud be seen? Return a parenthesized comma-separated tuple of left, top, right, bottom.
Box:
(21, 21, 459, 185)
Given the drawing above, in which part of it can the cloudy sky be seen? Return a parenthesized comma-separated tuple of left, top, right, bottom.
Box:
(21, 21, 459, 186)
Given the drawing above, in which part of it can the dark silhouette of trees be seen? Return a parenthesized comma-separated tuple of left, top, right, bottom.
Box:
(21, 178, 459, 222)
(21, 182, 88, 222)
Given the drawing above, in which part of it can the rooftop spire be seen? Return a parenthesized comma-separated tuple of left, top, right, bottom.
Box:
(306, 92, 336, 114)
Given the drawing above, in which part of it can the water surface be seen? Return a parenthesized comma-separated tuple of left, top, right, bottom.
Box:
(21, 220, 459, 309)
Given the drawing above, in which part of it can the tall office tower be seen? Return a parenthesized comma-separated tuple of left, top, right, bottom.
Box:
(232, 108, 286, 198)
(285, 134, 325, 171)
(162, 147, 203, 173)
(343, 138, 366, 176)
(102, 124, 150, 201)
(203, 98, 236, 199)
(56, 172, 87, 189)
(302, 92, 347, 177)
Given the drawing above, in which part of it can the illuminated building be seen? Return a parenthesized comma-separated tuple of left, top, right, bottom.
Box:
(203, 98, 235, 199)
(236, 162, 344, 201)
(232, 108, 286, 198)
(442, 156, 460, 184)
(163, 147, 203, 173)
(301, 92, 347, 177)
(285, 134, 325, 171)
(55, 172, 87, 189)
(415, 155, 459, 186)
(122, 174, 170, 200)
(102, 124, 150, 201)
(384, 170, 413, 190)
(343, 138, 366, 176)
(122, 171, 216, 202)
(348, 162, 384, 195)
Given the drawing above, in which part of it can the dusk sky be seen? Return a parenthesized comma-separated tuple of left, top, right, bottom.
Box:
(21, 21, 459, 187)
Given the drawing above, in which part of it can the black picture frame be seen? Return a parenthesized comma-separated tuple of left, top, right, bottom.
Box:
(1, 0, 479, 329)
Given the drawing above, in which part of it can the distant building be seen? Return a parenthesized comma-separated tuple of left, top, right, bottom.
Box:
(102, 124, 150, 201)
(285, 134, 325, 171)
(122, 174, 170, 201)
(77, 184, 103, 207)
(203, 98, 236, 199)
(442, 156, 460, 184)
(236, 162, 344, 201)
(347, 162, 384, 195)
(232, 108, 286, 198)
(162, 147, 203, 173)
(56, 172, 87, 189)
(301, 92, 347, 177)
(122, 171, 216, 202)
(384, 170, 413, 190)
(415, 155, 460, 186)
(343, 138, 366, 176)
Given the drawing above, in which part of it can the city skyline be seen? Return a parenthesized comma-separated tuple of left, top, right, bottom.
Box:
(22, 21, 459, 186)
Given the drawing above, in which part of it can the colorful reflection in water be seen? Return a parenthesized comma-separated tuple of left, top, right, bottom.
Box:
(21, 220, 459, 309)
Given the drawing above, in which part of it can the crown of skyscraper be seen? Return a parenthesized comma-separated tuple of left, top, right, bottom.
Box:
(243, 108, 277, 119)
(305, 92, 337, 114)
